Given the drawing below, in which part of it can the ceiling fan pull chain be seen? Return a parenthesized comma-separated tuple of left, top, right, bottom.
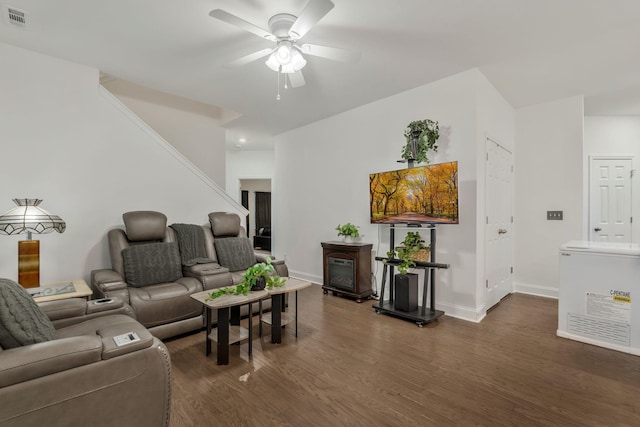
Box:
(277, 66, 281, 100)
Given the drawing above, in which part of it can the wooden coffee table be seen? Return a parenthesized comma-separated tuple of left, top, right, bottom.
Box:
(191, 289, 268, 365)
(261, 278, 312, 344)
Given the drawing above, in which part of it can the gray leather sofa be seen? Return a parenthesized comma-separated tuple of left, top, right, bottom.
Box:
(91, 211, 289, 340)
(91, 211, 231, 339)
(0, 279, 171, 427)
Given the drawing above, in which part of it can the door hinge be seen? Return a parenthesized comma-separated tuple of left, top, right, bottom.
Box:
(511, 216, 514, 223)
(486, 216, 489, 224)
(631, 217, 633, 224)
(511, 165, 514, 173)
(510, 266, 513, 274)
(486, 280, 488, 288)
(486, 153, 489, 161)
(631, 169, 635, 178)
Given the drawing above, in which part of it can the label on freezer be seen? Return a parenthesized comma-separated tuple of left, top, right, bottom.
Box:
(585, 291, 631, 323)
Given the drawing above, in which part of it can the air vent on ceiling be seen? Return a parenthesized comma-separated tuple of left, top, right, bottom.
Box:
(5, 5, 26, 26)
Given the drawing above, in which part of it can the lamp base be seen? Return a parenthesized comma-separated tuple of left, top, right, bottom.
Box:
(18, 240, 39, 288)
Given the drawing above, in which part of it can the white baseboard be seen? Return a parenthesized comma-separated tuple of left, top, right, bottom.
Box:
(513, 281, 558, 299)
(437, 302, 485, 323)
(289, 270, 322, 285)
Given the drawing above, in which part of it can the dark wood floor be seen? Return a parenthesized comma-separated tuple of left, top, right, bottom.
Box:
(165, 284, 640, 426)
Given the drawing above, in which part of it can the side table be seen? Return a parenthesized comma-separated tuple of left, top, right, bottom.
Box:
(191, 289, 268, 365)
(30, 279, 93, 303)
(260, 278, 312, 344)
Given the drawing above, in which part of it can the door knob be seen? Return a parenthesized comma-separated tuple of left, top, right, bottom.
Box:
(594, 227, 602, 232)
(498, 228, 507, 234)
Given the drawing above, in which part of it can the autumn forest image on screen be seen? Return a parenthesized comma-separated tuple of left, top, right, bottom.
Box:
(369, 161, 459, 224)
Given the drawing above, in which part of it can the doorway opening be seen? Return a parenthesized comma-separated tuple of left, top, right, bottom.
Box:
(239, 178, 272, 252)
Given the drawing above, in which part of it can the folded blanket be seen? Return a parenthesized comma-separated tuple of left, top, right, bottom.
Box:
(169, 223, 215, 266)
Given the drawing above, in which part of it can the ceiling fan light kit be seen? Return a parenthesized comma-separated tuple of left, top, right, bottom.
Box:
(210, 0, 358, 98)
(265, 43, 307, 73)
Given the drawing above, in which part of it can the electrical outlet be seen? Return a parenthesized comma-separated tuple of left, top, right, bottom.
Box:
(547, 210, 563, 220)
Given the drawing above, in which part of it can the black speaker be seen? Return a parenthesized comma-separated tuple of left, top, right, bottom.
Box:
(394, 273, 418, 312)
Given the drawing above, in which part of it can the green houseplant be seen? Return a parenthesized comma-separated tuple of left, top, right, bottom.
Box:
(336, 223, 360, 239)
(401, 119, 440, 165)
(206, 257, 285, 301)
(401, 231, 431, 263)
(386, 246, 416, 275)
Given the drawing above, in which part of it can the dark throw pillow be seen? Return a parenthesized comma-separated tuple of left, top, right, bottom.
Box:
(122, 242, 182, 287)
(214, 237, 257, 272)
(0, 278, 57, 349)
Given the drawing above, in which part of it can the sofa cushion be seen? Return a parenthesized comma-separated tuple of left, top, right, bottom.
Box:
(122, 242, 182, 287)
(0, 278, 57, 349)
(214, 237, 256, 272)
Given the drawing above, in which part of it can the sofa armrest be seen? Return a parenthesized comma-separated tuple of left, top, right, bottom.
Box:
(255, 253, 273, 263)
(183, 262, 233, 291)
(92, 268, 124, 284)
(96, 318, 154, 360)
(39, 297, 134, 329)
(183, 262, 228, 277)
(38, 298, 87, 320)
(0, 336, 102, 388)
(91, 269, 129, 303)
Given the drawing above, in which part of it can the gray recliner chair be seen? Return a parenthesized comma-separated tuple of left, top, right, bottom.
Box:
(0, 278, 171, 427)
(91, 211, 231, 339)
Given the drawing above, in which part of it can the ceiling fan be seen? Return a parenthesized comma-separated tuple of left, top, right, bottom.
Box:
(210, 0, 359, 89)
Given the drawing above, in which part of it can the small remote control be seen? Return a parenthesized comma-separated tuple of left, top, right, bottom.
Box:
(113, 332, 141, 347)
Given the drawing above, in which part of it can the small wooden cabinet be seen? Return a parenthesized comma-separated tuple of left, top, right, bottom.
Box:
(321, 241, 373, 303)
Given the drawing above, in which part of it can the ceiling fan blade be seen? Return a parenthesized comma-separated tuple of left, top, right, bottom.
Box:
(288, 0, 334, 40)
(226, 48, 274, 68)
(288, 71, 306, 88)
(299, 44, 361, 62)
(210, 9, 276, 41)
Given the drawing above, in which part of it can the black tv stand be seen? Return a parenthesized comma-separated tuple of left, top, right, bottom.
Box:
(372, 226, 449, 327)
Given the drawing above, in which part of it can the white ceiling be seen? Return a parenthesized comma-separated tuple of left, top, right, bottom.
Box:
(2, 0, 640, 150)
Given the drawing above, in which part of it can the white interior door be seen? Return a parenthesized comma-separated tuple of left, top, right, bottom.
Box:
(589, 157, 632, 242)
(485, 137, 513, 311)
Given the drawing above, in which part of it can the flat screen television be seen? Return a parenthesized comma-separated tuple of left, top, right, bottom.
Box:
(369, 161, 458, 225)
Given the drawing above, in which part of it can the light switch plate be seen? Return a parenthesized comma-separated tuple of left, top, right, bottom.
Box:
(547, 210, 563, 220)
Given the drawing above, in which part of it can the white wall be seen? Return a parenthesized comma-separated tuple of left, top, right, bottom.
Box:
(226, 150, 275, 203)
(584, 116, 640, 241)
(0, 42, 245, 284)
(514, 96, 584, 298)
(274, 69, 514, 321)
(102, 79, 227, 187)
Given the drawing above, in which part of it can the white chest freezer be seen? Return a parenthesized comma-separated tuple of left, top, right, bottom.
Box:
(558, 240, 640, 356)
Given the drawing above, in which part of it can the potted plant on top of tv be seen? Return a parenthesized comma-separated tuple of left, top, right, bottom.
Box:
(401, 119, 440, 167)
(336, 223, 360, 243)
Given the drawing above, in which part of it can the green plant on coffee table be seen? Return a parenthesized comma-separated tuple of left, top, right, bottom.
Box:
(205, 257, 285, 301)
(336, 223, 360, 238)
